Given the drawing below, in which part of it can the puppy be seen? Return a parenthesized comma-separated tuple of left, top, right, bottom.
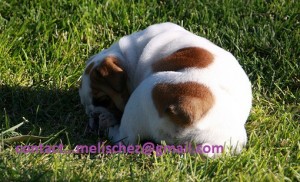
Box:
(79, 22, 252, 156)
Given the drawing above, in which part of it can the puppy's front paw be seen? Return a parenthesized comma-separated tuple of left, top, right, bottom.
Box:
(97, 111, 118, 128)
(87, 107, 119, 137)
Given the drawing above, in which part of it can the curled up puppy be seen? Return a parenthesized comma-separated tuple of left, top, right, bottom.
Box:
(79, 22, 252, 157)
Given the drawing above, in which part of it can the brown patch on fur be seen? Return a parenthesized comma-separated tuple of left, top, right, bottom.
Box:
(89, 56, 129, 111)
(85, 62, 95, 74)
(95, 56, 127, 92)
(90, 57, 126, 95)
(152, 82, 214, 127)
(152, 47, 213, 72)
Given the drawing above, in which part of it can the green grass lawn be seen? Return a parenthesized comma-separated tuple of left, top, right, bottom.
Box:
(0, 0, 299, 181)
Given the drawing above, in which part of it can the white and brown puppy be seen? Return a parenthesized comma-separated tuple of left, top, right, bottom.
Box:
(79, 22, 252, 156)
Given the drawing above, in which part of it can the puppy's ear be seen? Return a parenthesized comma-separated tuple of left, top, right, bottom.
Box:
(96, 56, 127, 92)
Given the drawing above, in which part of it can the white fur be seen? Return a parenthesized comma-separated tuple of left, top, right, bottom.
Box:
(79, 22, 252, 157)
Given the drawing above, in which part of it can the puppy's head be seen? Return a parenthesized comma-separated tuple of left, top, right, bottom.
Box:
(79, 55, 129, 130)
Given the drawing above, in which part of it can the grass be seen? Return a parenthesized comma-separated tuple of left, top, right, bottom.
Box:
(0, 0, 299, 181)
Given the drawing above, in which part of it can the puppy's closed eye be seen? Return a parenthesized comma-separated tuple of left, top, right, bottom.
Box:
(92, 96, 123, 120)
(93, 96, 111, 107)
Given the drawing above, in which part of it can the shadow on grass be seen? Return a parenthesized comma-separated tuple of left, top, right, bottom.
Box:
(0, 85, 97, 144)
